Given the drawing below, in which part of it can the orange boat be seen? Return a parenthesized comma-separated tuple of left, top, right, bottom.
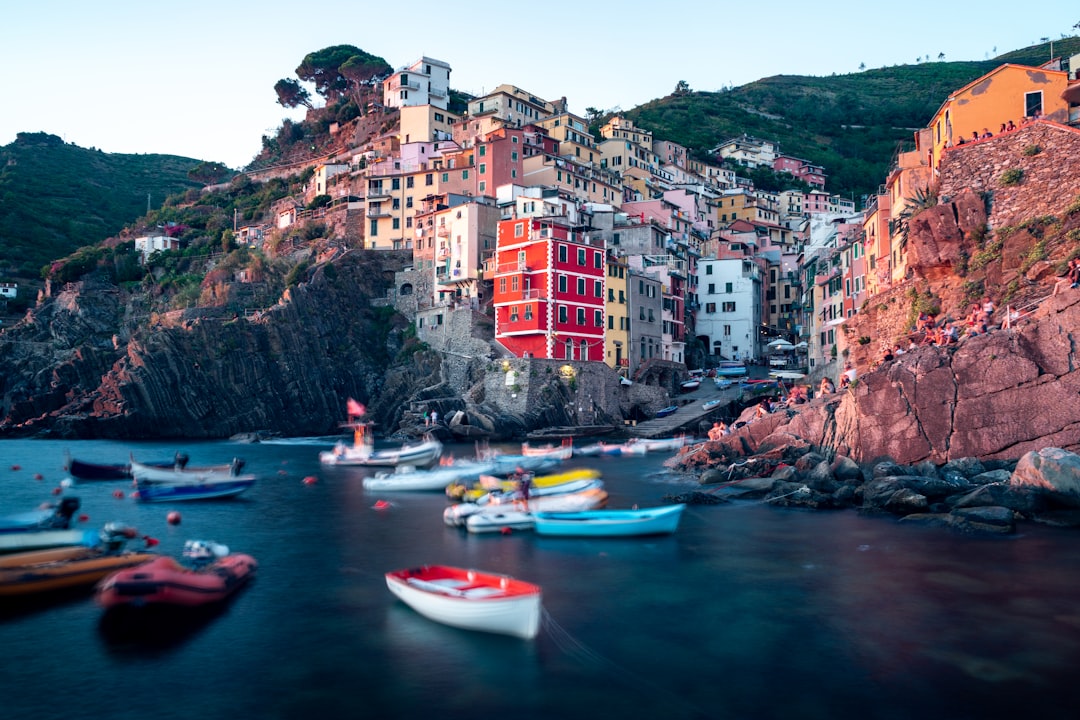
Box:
(0, 524, 157, 597)
(96, 540, 257, 609)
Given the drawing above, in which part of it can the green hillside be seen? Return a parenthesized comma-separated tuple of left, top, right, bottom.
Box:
(0, 132, 204, 279)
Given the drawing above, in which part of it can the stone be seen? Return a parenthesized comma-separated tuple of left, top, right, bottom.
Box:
(942, 457, 987, 479)
(1010, 448, 1080, 506)
(831, 455, 863, 481)
(946, 506, 1016, 534)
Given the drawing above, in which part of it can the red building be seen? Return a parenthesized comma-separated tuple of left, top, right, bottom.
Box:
(492, 216, 606, 361)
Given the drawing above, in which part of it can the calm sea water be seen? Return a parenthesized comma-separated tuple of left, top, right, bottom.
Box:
(2, 437, 1079, 720)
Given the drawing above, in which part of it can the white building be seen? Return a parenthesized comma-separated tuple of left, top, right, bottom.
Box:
(382, 57, 451, 111)
(695, 257, 763, 362)
(134, 235, 180, 263)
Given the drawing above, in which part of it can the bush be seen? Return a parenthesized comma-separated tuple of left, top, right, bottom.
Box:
(1022, 144, 1041, 156)
(1000, 168, 1023, 186)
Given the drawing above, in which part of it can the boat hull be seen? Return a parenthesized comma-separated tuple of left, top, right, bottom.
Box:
(385, 565, 541, 639)
(362, 461, 494, 492)
(130, 458, 240, 483)
(466, 510, 536, 534)
(134, 477, 255, 502)
(444, 488, 608, 527)
(96, 554, 257, 608)
(0, 528, 99, 555)
(533, 504, 686, 537)
(319, 439, 442, 467)
(0, 548, 157, 597)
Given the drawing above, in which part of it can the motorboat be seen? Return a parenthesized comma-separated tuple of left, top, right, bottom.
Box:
(385, 565, 542, 639)
(129, 455, 246, 483)
(574, 441, 630, 457)
(133, 476, 256, 502)
(447, 468, 601, 503)
(362, 461, 495, 492)
(474, 476, 604, 506)
(0, 498, 98, 555)
(0, 523, 156, 597)
(1, 497, 81, 534)
(319, 422, 442, 467)
(65, 453, 177, 481)
(623, 435, 689, 453)
(465, 510, 536, 534)
(532, 504, 686, 537)
(716, 361, 748, 377)
(443, 487, 608, 527)
(96, 540, 257, 609)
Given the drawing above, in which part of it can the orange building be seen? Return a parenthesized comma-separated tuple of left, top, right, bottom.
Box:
(491, 217, 606, 361)
(925, 63, 1070, 170)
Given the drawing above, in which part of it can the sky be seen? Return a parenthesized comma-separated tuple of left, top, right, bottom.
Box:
(3, 1, 1077, 169)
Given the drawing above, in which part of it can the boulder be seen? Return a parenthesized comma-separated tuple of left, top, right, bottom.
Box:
(1009, 448, 1080, 506)
(942, 457, 987, 479)
(946, 506, 1016, 534)
(831, 455, 864, 482)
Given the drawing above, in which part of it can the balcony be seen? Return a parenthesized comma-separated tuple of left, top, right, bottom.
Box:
(494, 260, 530, 275)
(436, 225, 450, 237)
(367, 188, 392, 201)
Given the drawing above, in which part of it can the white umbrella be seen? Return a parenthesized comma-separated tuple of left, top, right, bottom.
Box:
(793, 341, 809, 349)
(767, 339, 794, 351)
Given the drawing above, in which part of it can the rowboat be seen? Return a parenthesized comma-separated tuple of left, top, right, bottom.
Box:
(574, 441, 627, 457)
(385, 565, 542, 639)
(625, 435, 689, 453)
(133, 476, 256, 502)
(443, 487, 609, 527)
(475, 476, 604, 506)
(654, 405, 678, 418)
(130, 455, 245, 483)
(319, 422, 442, 467)
(717, 361, 747, 377)
(680, 379, 701, 392)
(533, 504, 686, 537)
(362, 461, 495, 492)
(703, 399, 724, 411)
(447, 468, 601, 503)
(489, 454, 562, 474)
(96, 540, 257, 609)
(1, 497, 81, 533)
(519, 439, 573, 460)
(0, 524, 156, 597)
(0, 527, 100, 555)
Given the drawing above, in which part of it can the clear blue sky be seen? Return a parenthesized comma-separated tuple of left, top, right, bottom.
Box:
(3, 1, 1076, 169)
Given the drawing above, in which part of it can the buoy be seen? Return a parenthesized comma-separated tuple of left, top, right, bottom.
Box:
(167, 511, 181, 525)
(302, 475, 317, 485)
(373, 500, 391, 510)
(143, 535, 160, 547)
(501, 527, 513, 535)
(11, 464, 21, 471)
(78, 514, 89, 523)
(33, 473, 44, 480)
(51, 486, 62, 495)
(112, 489, 125, 499)
(277, 470, 288, 476)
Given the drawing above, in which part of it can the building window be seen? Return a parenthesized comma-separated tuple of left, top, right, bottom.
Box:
(559, 245, 568, 262)
(499, 278, 506, 294)
(479, 182, 486, 193)
(392, 178, 400, 190)
(577, 248, 586, 265)
(510, 306, 519, 322)
(559, 305, 568, 322)
(392, 218, 400, 230)
(725, 282, 733, 293)
(511, 276, 519, 292)
(406, 177, 414, 189)
(705, 264, 713, 275)
(426, 173, 433, 186)
(370, 219, 378, 236)
(1025, 91, 1043, 118)
(594, 251, 602, 268)
(577, 277, 585, 295)
(514, 222, 524, 237)
(594, 309, 602, 327)
(462, 170, 469, 179)
(708, 283, 715, 294)
(479, 145, 486, 156)
(577, 308, 585, 324)
(594, 280, 602, 297)
(479, 163, 486, 174)
(442, 173, 449, 182)
(723, 324, 731, 336)
(524, 305, 533, 320)
(722, 301, 736, 312)
(559, 275, 567, 293)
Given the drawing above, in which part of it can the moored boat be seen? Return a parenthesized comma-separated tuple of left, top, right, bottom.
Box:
(362, 461, 495, 492)
(0, 523, 157, 597)
(65, 453, 178, 481)
(0, 498, 97, 555)
(385, 565, 542, 639)
(532, 504, 686, 537)
(444, 487, 608, 527)
(319, 421, 442, 467)
(96, 540, 257, 609)
(133, 476, 256, 502)
(625, 435, 689, 453)
(1, 497, 81, 534)
(447, 468, 601, 503)
(465, 510, 536, 534)
(130, 455, 246, 483)
(519, 438, 573, 460)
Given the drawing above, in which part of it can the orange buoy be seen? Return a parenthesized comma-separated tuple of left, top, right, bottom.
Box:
(143, 535, 160, 547)
(167, 511, 182, 525)
(501, 527, 513, 535)
(373, 500, 391, 510)
(113, 489, 125, 499)
(302, 475, 317, 485)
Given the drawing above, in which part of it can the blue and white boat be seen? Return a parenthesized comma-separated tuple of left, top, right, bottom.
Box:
(532, 504, 686, 537)
(134, 476, 255, 502)
(716, 361, 747, 377)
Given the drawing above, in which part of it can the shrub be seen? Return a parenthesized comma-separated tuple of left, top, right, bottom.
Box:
(1000, 168, 1023, 186)
(1022, 144, 1041, 156)
(1019, 239, 1048, 274)
(858, 336, 871, 345)
(1066, 195, 1080, 216)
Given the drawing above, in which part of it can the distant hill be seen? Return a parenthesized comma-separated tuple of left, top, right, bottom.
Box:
(0, 132, 204, 279)
(625, 37, 1080, 201)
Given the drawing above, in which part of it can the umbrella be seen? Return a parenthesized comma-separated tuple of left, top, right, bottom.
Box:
(767, 339, 794, 351)
(793, 341, 808, 349)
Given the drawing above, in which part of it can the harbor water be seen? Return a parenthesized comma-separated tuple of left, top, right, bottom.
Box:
(2, 437, 1080, 720)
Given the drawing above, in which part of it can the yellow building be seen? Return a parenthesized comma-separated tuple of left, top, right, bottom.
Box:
(535, 112, 599, 166)
(605, 253, 631, 374)
(925, 63, 1070, 169)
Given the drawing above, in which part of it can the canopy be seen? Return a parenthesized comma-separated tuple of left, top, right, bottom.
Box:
(793, 341, 809, 349)
(766, 339, 794, 351)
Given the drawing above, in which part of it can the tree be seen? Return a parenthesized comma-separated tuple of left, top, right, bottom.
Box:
(339, 53, 392, 111)
(937, 52, 945, 61)
(296, 45, 372, 102)
(274, 78, 313, 109)
(187, 161, 233, 185)
(859, 62, 866, 71)
(673, 80, 691, 96)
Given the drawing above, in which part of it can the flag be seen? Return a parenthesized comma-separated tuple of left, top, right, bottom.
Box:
(346, 398, 366, 417)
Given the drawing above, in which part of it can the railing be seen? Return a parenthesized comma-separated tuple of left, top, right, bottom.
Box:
(494, 261, 530, 274)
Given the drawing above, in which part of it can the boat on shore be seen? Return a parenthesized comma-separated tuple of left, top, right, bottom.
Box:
(385, 565, 542, 639)
(624, 435, 689, 453)
(654, 405, 678, 418)
(716, 361, 747, 377)
(532, 504, 686, 537)
(96, 540, 257, 609)
(0, 524, 156, 597)
(134, 476, 256, 502)
(679, 379, 701, 392)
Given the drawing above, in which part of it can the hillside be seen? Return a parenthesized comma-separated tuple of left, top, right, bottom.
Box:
(0, 132, 204, 280)
(626, 37, 1080, 200)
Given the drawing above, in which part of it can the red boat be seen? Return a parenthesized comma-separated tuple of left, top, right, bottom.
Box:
(95, 540, 257, 609)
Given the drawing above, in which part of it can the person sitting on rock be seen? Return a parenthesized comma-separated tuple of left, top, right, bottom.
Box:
(819, 377, 836, 395)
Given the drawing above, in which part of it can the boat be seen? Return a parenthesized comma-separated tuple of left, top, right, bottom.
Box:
(625, 435, 689, 453)
(65, 453, 178, 481)
(362, 461, 495, 492)
(129, 455, 246, 483)
(465, 510, 536, 534)
(133, 476, 256, 502)
(532, 504, 686, 538)
(96, 540, 257, 609)
(717, 361, 748, 377)
(485, 453, 562, 475)
(319, 422, 442, 467)
(447, 467, 601, 503)
(475, 476, 604, 506)
(519, 438, 573, 459)
(385, 565, 542, 639)
(1, 497, 81, 534)
(574, 441, 629, 457)
(0, 523, 157, 597)
(654, 405, 678, 418)
(703, 398, 724, 411)
(0, 498, 99, 555)
(443, 487, 609, 527)
(680, 379, 702, 392)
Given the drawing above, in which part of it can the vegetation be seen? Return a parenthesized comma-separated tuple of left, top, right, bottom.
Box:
(1000, 168, 1024, 186)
